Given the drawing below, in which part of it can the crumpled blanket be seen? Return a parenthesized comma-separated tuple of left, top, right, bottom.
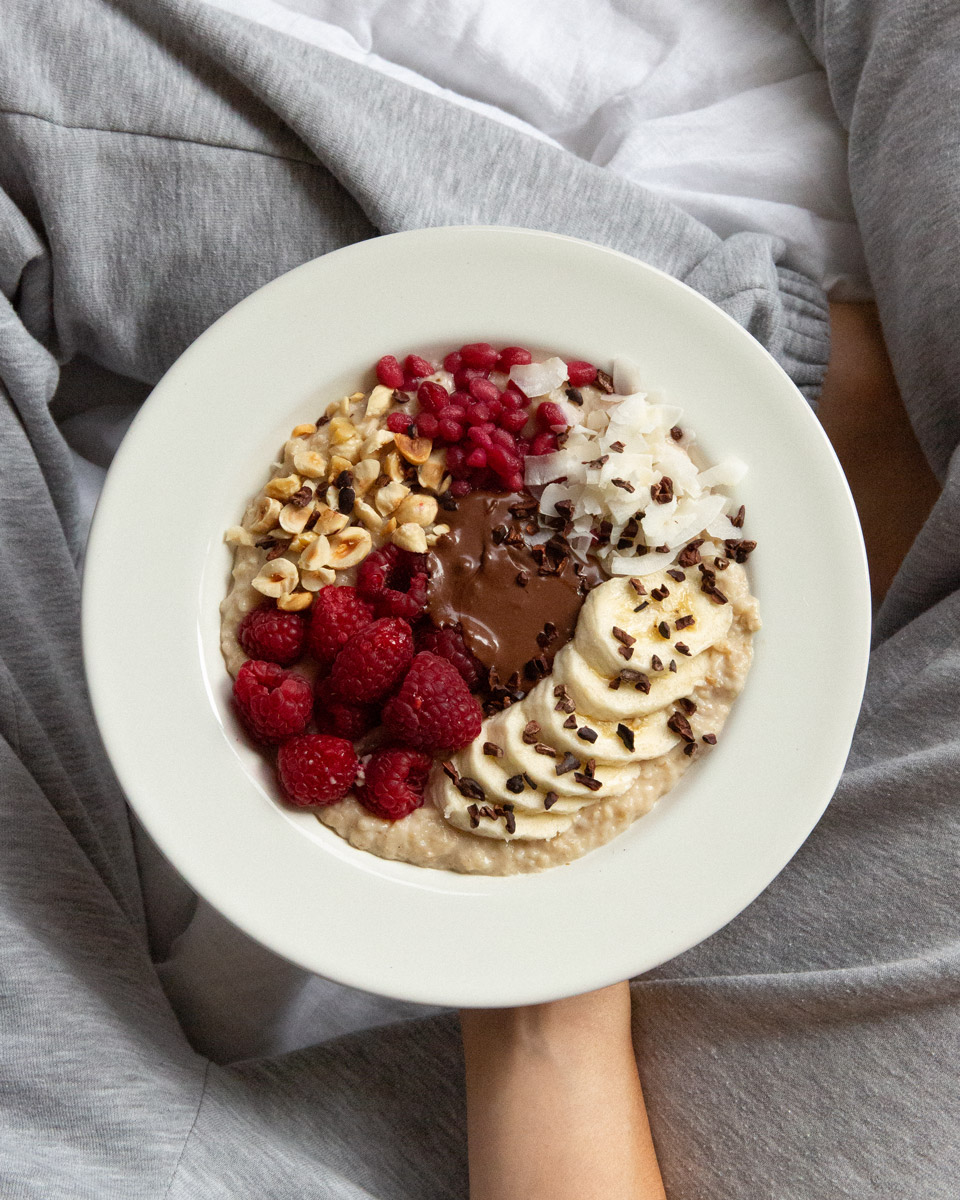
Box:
(0, 0, 957, 1196)
(202, 0, 871, 297)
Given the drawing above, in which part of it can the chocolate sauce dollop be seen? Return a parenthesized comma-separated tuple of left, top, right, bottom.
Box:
(428, 492, 606, 692)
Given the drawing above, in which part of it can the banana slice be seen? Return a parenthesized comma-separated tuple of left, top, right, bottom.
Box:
(551, 642, 706, 722)
(486, 703, 641, 796)
(457, 729, 586, 814)
(430, 774, 576, 840)
(576, 570, 733, 679)
(523, 678, 679, 764)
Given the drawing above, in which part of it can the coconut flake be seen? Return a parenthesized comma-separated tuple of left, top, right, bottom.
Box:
(524, 449, 583, 487)
(612, 356, 645, 397)
(510, 357, 569, 398)
(697, 457, 748, 488)
(607, 393, 650, 431)
(706, 513, 742, 542)
(540, 481, 576, 517)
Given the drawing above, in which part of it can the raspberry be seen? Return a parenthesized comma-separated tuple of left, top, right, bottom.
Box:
(566, 360, 598, 387)
(415, 622, 484, 689)
(383, 652, 483, 752)
(237, 605, 306, 666)
(405, 353, 434, 379)
(233, 660, 313, 744)
(307, 585, 375, 667)
(496, 346, 532, 369)
(315, 693, 377, 740)
(330, 617, 414, 703)
(417, 380, 449, 414)
(387, 411, 415, 434)
(459, 342, 499, 369)
(357, 544, 429, 619)
(277, 734, 358, 807)
(535, 401, 568, 431)
(357, 748, 432, 820)
(376, 355, 405, 389)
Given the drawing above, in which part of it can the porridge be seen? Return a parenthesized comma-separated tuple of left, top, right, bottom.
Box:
(220, 345, 760, 875)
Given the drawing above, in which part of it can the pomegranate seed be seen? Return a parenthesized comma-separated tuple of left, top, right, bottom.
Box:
(468, 376, 500, 405)
(488, 444, 521, 478)
(460, 342, 499, 369)
(438, 417, 464, 443)
(387, 411, 414, 434)
(516, 436, 533, 457)
(486, 398, 504, 422)
(566, 360, 597, 387)
(466, 402, 492, 425)
(505, 472, 525, 492)
(454, 366, 489, 391)
(466, 447, 488, 469)
(536, 401, 568, 431)
(444, 403, 467, 423)
(499, 389, 525, 412)
(376, 355, 405, 389)
(443, 351, 462, 374)
(417, 380, 449, 414)
(467, 425, 494, 449)
(446, 445, 467, 472)
(450, 479, 473, 497)
(500, 409, 528, 434)
(405, 354, 434, 378)
(416, 412, 439, 439)
(496, 346, 533, 370)
(490, 428, 517, 451)
(530, 432, 558, 456)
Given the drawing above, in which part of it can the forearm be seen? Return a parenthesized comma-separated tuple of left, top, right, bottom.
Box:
(460, 982, 666, 1200)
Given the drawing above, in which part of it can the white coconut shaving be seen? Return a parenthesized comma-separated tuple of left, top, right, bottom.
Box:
(522, 356, 749, 576)
(509, 356, 569, 398)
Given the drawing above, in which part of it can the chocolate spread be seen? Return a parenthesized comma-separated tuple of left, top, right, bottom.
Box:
(428, 492, 605, 691)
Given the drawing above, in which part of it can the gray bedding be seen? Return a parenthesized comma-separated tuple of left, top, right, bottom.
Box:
(0, 0, 957, 1195)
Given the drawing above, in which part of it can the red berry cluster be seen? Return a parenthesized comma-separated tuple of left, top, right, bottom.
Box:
(374, 344, 598, 498)
(232, 549, 483, 819)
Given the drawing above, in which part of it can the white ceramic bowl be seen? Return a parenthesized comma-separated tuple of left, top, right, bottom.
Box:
(83, 227, 870, 1007)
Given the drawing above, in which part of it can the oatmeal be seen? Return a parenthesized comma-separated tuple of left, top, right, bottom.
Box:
(220, 344, 759, 875)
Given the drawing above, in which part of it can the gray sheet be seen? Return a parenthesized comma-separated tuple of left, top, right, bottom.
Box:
(0, 0, 956, 1196)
